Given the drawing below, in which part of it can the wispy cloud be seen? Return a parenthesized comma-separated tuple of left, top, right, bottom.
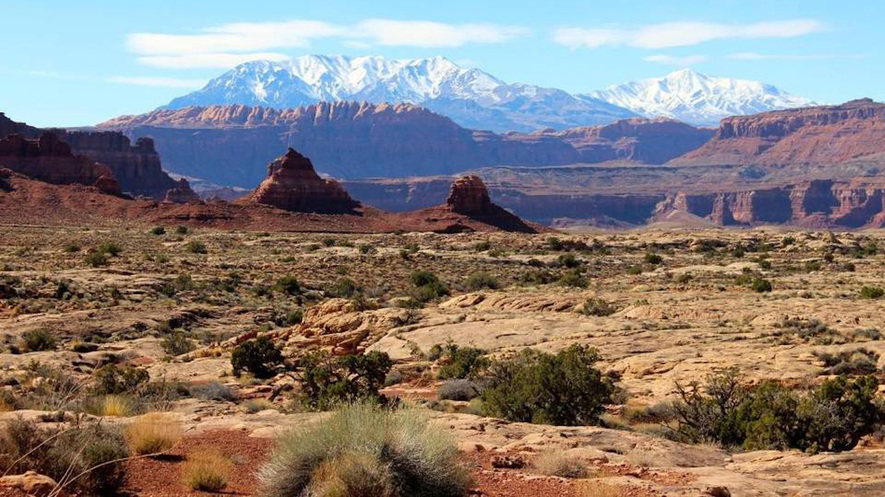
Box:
(643, 54, 709, 66)
(728, 51, 865, 61)
(128, 18, 527, 69)
(554, 19, 824, 49)
(107, 76, 207, 88)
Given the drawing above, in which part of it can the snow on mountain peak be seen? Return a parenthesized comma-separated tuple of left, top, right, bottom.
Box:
(586, 69, 815, 126)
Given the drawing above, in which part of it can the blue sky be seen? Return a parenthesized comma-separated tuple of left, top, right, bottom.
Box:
(1, 0, 880, 127)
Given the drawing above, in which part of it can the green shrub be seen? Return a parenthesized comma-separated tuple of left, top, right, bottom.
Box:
(151, 226, 166, 236)
(519, 269, 555, 285)
(322, 237, 337, 247)
(557, 253, 580, 268)
(860, 286, 885, 299)
(21, 328, 56, 352)
(161, 331, 196, 356)
(438, 379, 483, 401)
(814, 348, 880, 375)
(231, 337, 284, 379)
(409, 270, 448, 302)
(626, 265, 643, 275)
(63, 243, 81, 253)
(482, 345, 616, 426)
(546, 237, 564, 251)
(98, 242, 122, 256)
(430, 343, 490, 380)
(176, 225, 189, 235)
(93, 364, 150, 395)
(751, 278, 773, 293)
(292, 351, 392, 410)
(644, 253, 663, 265)
(582, 297, 617, 317)
(328, 277, 360, 298)
(275, 275, 301, 295)
(85, 251, 109, 267)
(465, 271, 499, 291)
(185, 240, 207, 254)
(473, 241, 491, 252)
(671, 368, 884, 452)
(259, 403, 470, 497)
(558, 269, 587, 288)
(0, 418, 128, 496)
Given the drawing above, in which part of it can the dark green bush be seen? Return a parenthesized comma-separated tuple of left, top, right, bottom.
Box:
(93, 364, 150, 395)
(438, 379, 483, 401)
(558, 269, 587, 288)
(328, 277, 360, 298)
(814, 348, 880, 375)
(465, 271, 499, 291)
(557, 253, 580, 268)
(582, 297, 617, 317)
(482, 345, 616, 426)
(671, 368, 884, 452)
(150, 226, 166, 235)
(430, 343, 489, 380)
(275, 275, 301, 295)
(292, 350, 392, 410)
(231, 336, 284, 379)
(21, 328, 56, 352)
(409, 270, 449, 302)
(185, 240, 207, 254)
(161, 331, 196, 356)
(98, 242, 122, 256)
(84, 251, 109, 267)
(860, 286, 885, 299)
(176, 225, 189, 235)
(751, 278, 773, 293)
(644, 253, 663, 265)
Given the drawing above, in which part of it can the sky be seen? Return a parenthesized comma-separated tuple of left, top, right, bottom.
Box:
(1, 0, 881, 127)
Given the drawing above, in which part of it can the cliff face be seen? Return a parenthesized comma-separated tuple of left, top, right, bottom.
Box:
(58, 131, 177, 198)
(673, 99, 885, 165)
(0, 112, 39, 139)
(525, 118, 714, 164)
(162, 178, 201, 204)
(99, 103, 709, 186)
(0, 133, 121, 195)
(244, 148, 359, 213)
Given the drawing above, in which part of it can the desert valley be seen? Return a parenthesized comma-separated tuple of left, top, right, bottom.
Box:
(3, 4, 885, 497)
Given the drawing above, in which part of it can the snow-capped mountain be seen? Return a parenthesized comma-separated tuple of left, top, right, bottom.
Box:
(584, 69, 816, 126)
(164, 55, 636, 132)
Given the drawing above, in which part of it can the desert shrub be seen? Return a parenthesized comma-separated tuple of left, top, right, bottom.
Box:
(546, 236, 564, 250)
(409, 270, 449, 302)
(328, 277, 360, 298)
(751, 278, 773, 293)
(473, 241, 492, 252)
(151, 226, 166, 235)
(84, 250, 109, 267)
(292, 350, 392, 410)
(671, 368, 884, 452)
(860, 286, 885, 299)
(231, 336, 284, 378)
(774, 318, 837, 343)
(0, 418, 129, 496)
(21, 328, 56, 352)
(182, 450, 232, 492)
(98, 242, 122, 256)
(781, 235, 795, 246)
(158, 273, 193, 297)
(438, 379, 483, 401)
(93, 364, 150, 395)
(430, 343, 490, 380)
(582, 297, 617, 317)
(190, 380, 236, 401)
(519, 268, 555, 285)
(855, 328, 883, 341)
(63, 242, 81, 253)
(644, 253, 663, 265)
(814, 348, 880, 375)
(125, 412, 183, 455)
(534, 451, 588, 478)
(482, 345, 616, 426)
(557, 253, 580, 268)
(185, 240, 207, 254)
(558, 269, 587, 288)
(161, 330, 196, 356)
(176, 225, 189, 235)
(804, 260, 822, 272)
(258, 403, 470, 497)
(465, 271, 500, 291)
(275, 275, 301, 295)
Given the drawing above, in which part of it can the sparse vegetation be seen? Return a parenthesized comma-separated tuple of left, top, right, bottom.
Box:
(181, 450, 232, 492)
(125, 411, 183, 455)
(860, 286, 885, 299)
(582, 297, 617, 317)
(291, 350, 392, 410)
(465, 271, 500, 290)
(231, 336, 284, 378)
(430, 343, 490, 380)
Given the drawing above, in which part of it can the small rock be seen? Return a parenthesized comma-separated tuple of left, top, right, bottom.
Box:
(704, 486, 731, 497)
(0, 471, 60, 497)
(491, 454, 527, 469)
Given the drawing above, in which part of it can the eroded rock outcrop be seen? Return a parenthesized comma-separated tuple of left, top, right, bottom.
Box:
(0, 112, 39, 139)
(447, 175, 494, 215)
(162, 178, 201, 204)
(58, 131, 177, 198)
(245, 148, 358, 213)
(0, 133, 122, 195)
(672, 99, 885, 165)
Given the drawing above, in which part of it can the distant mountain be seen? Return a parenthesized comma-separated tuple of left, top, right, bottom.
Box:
(585, 69, 816, 126)
(164, 55, 636, 132)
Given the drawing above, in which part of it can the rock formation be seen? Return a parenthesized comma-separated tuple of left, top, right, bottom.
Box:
(98, 103, 710, 186)
(0, 112, 39, 139)
(447, 175, 494, 215)
(672, 99, 885, 165)
(162, 178, 201, 204)
(0, 132, 122, 195)
(58, 131, 178, 198)
(245, 148, 358, 213)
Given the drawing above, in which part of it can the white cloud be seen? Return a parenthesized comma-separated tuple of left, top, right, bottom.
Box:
(354, 20, 526, 48)
(643, 55, 709, 66)
(108, 76, 207, 88)
(728, 51, 864, 61)
(554, 19, 824, 49)
(137, 52, 291, 69)
(127, 18, 527, 69)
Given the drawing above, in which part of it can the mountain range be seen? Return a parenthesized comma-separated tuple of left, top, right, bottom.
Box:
(165, 55, 815, 131)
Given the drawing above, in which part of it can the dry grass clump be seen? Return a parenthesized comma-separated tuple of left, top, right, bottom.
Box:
(124, 412, 183, 455)
(576, 482, 630, 497)
(98, 394, 134, 417)
(181, 450, 233, 492)
(533, 450, 589, 478)
(259, 403, 470, 497)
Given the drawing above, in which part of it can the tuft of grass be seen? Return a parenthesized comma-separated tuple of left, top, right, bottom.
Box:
(124, 412, 183, 455)
(181, 451, 232, 492)
(259, 403, 470, 497)
(21, 328, 56, 352)
(534, 451, 589, 478)
(99, 394, 134, 417)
